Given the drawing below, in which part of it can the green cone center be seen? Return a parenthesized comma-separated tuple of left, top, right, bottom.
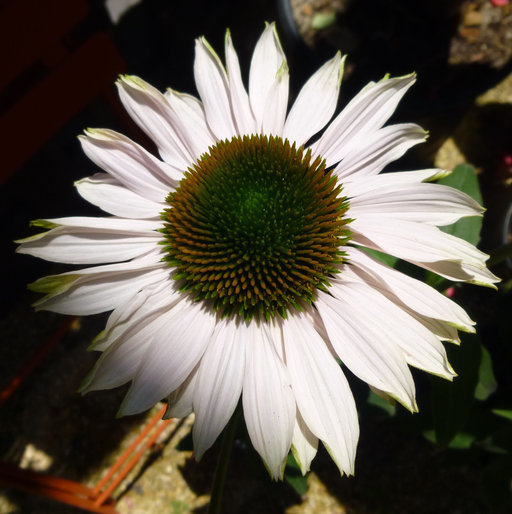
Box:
(161, 134, 351, 320)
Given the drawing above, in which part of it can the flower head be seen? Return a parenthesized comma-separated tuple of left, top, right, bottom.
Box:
(17, 23, 499, 479)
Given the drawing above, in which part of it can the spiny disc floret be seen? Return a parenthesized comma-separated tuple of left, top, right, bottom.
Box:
(161, 134, 350, 320)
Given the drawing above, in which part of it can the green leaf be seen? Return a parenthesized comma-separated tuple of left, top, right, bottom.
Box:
(447, 432, 475, 449)
(425, 270, 447, 289)
(367, 389, 396, 416)
(423, 428, 476, 450)
(474, 345, 497, 401)
(361, 248, 398, 268)
(436, 164, 483, 246)
(284, 453, 308, 496)
(492, 409, 512, 422)
(431, 333, 482, 447)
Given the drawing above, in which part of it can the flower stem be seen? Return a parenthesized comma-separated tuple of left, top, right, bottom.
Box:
(207, 409, 239, 514)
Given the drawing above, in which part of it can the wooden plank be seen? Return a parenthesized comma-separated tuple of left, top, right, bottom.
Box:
(0, 0, 88, 89)
(0, 33, 124, 184)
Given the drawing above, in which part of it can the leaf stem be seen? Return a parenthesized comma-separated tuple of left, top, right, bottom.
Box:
(207, 409, 239, 514)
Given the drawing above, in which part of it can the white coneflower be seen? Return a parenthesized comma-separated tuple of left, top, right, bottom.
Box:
(17, 23, 498, 479)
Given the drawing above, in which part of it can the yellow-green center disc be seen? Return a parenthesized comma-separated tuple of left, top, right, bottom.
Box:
(161, 134, 351, 320)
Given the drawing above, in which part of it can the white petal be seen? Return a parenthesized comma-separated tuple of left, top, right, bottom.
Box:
(90, 278, 178, 352)
(164, 88, 216, 159)
(249, 23, 288, 132)
(119, 300, 217, 415)
(242, 322, 295, 479)
(260, 61, 289, 136)
(348, 182, 483, 226)
(350, 215, 488, 280)
(291, 411, 318, 476)
(316, 288, 417, 411)
(344, 246, 475, 331)
(224, 30, 256, 134)
(165, 367, 198, 419)
(283, 53, 344, 145)
(164, 89, 205, 118)
(37, 267, 168, 316)
(408, 312, 461, 344)
(193, 318, 246, 459)
(116, 76, 194, 169)
(313, 74, 416, 166)
(82, 282, 183, 393)
(329, 277, 455, 380)
(334, 123, 427, 179)
(79, 128, 180, 201)
(412, 258, 500, 288)
(16, 217, 162, 265)
(194, 37, 237, 140)
(343, 168, 450, 198)
(28, 251, 167, 315)
(81, 309, 165, 392)
(283, 313, 359, 475)
(24, 216, 162, 233)
(75, 174, 163, 219)
(17, 229, 160, 265)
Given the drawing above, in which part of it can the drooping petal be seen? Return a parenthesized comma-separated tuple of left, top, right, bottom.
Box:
(90, 279, 178, 352)
(291, 410, 318, 476)
(349, 217, 499, 286)
(344, 246, 475, 331)
(327, 278, 456, 380)
(312, 73, 416, 166)
(333, 123, 427, 179)
(412, 258, 500, 288)
(316, 287, 417, 411)
(283, 313, 359, 475)
(119, 300, 217, 415)
(283, 53, 344, 145)
(27, 251, 167, 315)
(242, 322, 295, 479)
(194, 37, 237, 140)
(164, 367, 199, 419)
(79, 128, 181, 200)
(82, 282, 184, 393)
(407, 311, 461, 345)
(249, 22, 288, 132)
(81, 298, 175, 392)
(224, 30, 256, 135)
(192, 317, 246, 459)
(75, 174, 163, 219)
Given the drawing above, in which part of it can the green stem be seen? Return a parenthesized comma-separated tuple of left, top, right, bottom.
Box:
(207, 409, 239, 514)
